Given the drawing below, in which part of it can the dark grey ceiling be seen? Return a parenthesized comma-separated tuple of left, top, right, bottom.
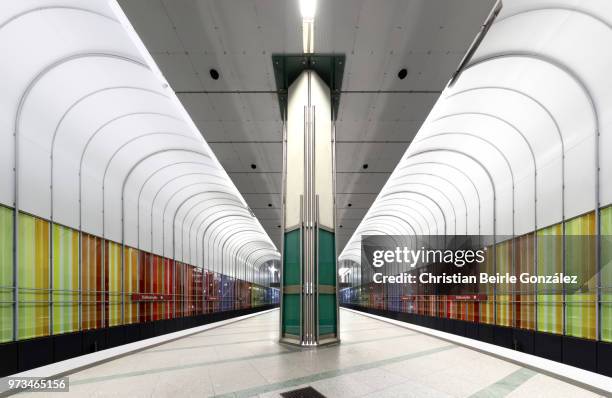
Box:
(118, 0, 496, 252)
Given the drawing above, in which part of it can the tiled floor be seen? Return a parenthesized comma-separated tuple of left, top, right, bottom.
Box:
(20, 309, 605, 398)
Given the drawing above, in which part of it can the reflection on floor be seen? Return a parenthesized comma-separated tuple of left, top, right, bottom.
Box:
(21, 309, 604, 398)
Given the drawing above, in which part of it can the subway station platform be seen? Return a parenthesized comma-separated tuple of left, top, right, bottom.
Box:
(17, 309, 604, 398)
(3, 0, 612, 396)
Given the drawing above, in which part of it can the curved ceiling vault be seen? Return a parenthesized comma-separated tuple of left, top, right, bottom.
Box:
(339, 0, 612, 265)
(0, 0, 279, 279)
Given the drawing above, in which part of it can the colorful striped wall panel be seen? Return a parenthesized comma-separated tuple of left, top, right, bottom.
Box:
(515, 233, 535, 330)
(602, 205, 612, 342)
(565, 212, 597, 339)
(479, 246, 494, 324)
(52, 224, 79, 334)
(124, 247, 138, 324)
(18, 214, 50, 339)
(105, 241, 121, 327)
(82, 233, 103, 330)
(496, 240, 513, 327)
(537, 223, 563, 334)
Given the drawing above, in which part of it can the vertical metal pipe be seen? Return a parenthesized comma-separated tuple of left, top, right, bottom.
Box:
(279, 115, 287, 336)
(316, 194, 320, 341)
(49, 221, 53, 335)
(13, 113, 19, 341)
(299, 195, 304, 343)
(595, 126, 601, 341)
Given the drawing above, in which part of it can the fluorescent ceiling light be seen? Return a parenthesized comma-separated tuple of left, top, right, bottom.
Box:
(299, 0, 317, 20)
(300, 0, 316, 53)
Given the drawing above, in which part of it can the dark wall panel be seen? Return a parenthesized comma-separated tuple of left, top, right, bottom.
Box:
(82, 328, 106, 354)
(18, 338, 53, 372)
(493, 326, 513, 349)
(513, 329, 534, 354)
(53, 332, 83, 362)
(0, 343, 18, 376)
(478, 324, 494, 344)
(597, 341, 612, 377)
(563, 336, 597, 372)
(534, 332, 562, 362)
(106, 326, 126, 348)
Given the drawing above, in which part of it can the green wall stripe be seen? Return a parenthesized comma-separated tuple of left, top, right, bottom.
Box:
(52, 224, 78, 334)
(0, 206, 13, 342)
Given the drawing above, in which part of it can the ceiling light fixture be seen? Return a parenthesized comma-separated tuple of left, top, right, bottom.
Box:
(299, 0, 317, 53)
(299, 0, 317, 19)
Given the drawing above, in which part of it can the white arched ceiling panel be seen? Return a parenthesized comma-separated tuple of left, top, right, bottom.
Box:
(378, 182, 460, 235)
(56, 91, 179, 230)
(446, 57, 596, 225)
(87, 134, 206, 241)
(341, 0, 612, 266)
(127, 160, 224, 252)
(181, 200, 247, 265)
(125, 166, 224, 251)
(159, 181, 238, 256)
(408, 138, 513, 235)
(472, 8, 610, 214)
(19, 58, 160, 219)
(224, 235, 269, 277)
(385, 163, 480, 234)
(197, 209, 257, 266)
(0, 5, 139, 208)
(389, 174, 468, 234)
(20, 59, 172, 228)
(366, 208, 428, 236)
(215, 225, 265, 275)
(0, 1, 278, 283)
(419, 114, 534, 235)
(436, 87, 562, 229)
(403, 149, 498, 235)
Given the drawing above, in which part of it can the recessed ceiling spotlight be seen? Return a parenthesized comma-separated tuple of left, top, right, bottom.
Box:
(398, 68, 407, 80)
(362, 164, 369, 169)
(209, 68, 220, 80)
(250, 164, 257, 169)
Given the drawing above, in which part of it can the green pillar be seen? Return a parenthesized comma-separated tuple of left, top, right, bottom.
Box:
(280, 70, 339, 346)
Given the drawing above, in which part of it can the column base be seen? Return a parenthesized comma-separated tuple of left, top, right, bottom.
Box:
(279, 336, 340, 347)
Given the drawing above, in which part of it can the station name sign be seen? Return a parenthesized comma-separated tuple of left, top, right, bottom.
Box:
(130, 294, 172, 302)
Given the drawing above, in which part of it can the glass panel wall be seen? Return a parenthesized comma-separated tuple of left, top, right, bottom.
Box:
(0, 206, 278, 342)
